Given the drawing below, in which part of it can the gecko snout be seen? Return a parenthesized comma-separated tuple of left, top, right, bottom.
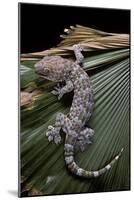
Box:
(34, 63, 43, 74)
(34, 62, 50, 78)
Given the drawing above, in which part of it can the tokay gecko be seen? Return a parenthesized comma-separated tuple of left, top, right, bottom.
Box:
(34, 44, 123, 178)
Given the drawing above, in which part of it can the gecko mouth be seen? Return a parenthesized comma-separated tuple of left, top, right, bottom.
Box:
(34, 68, 46, 77)
(37, 73, 51, 81)
(40, 75, 46, 78)
(38, 74, 48, 80)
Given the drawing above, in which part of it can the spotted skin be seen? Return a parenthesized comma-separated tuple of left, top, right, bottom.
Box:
(34, 44, 123, 178)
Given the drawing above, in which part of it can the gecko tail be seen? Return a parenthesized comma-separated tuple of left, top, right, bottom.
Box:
(64, 144, 124, 178)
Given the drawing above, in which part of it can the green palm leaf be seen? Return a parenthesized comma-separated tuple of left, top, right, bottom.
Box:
(20, 26, 130, 197)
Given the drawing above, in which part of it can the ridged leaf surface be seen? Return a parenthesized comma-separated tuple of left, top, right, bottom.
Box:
(20, 48, 130, 196)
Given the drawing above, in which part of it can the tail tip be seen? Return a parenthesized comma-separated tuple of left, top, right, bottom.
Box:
(121, 147, 124, 153)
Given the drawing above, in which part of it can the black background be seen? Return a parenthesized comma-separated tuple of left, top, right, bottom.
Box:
(20, 3, 130, 53)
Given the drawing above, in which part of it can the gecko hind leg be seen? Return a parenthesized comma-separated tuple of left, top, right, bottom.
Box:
(46, 112, 66, 144)
(76, 127, 94, 151)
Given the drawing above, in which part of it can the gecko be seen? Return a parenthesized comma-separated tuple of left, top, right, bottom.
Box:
(34, 44, 123, 178)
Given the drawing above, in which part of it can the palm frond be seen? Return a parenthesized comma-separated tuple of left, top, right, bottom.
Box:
(21, 25, 129, 59)
(20, 26, 130, 197)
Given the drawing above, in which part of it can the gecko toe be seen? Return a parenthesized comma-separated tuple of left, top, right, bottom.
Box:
(54, 135, 62, 144)
(46, 126, 61, 144)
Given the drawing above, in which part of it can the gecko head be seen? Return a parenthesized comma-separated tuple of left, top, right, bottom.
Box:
(34, 56, 71, 82)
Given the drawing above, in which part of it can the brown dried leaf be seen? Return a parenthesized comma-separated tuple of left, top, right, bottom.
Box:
(21, 25, 129, 60)
(21, 92, 33, 106)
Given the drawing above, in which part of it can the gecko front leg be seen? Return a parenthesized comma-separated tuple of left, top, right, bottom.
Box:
(52, 80, 74, 100)
(73, 44, 84, 64)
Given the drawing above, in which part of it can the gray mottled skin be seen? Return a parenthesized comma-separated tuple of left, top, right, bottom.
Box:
(34, 44, 123, 178)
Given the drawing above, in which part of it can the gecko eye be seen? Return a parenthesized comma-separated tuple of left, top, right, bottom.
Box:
(43, 68, 50, 75)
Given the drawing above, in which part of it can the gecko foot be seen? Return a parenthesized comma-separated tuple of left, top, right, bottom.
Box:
(73, 44, 84, 64)
(73, 44, 83, 51)
(76, 127, 94, 151)
(46, 125, 61, 144)
(51, 84, 64, 100)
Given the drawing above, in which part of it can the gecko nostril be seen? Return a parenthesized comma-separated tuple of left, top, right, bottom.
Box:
(34, 63, 42, 73)
(34, 62, 38, 68)
(34, 66, 39, 73)
(34, 63, 38, 70)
